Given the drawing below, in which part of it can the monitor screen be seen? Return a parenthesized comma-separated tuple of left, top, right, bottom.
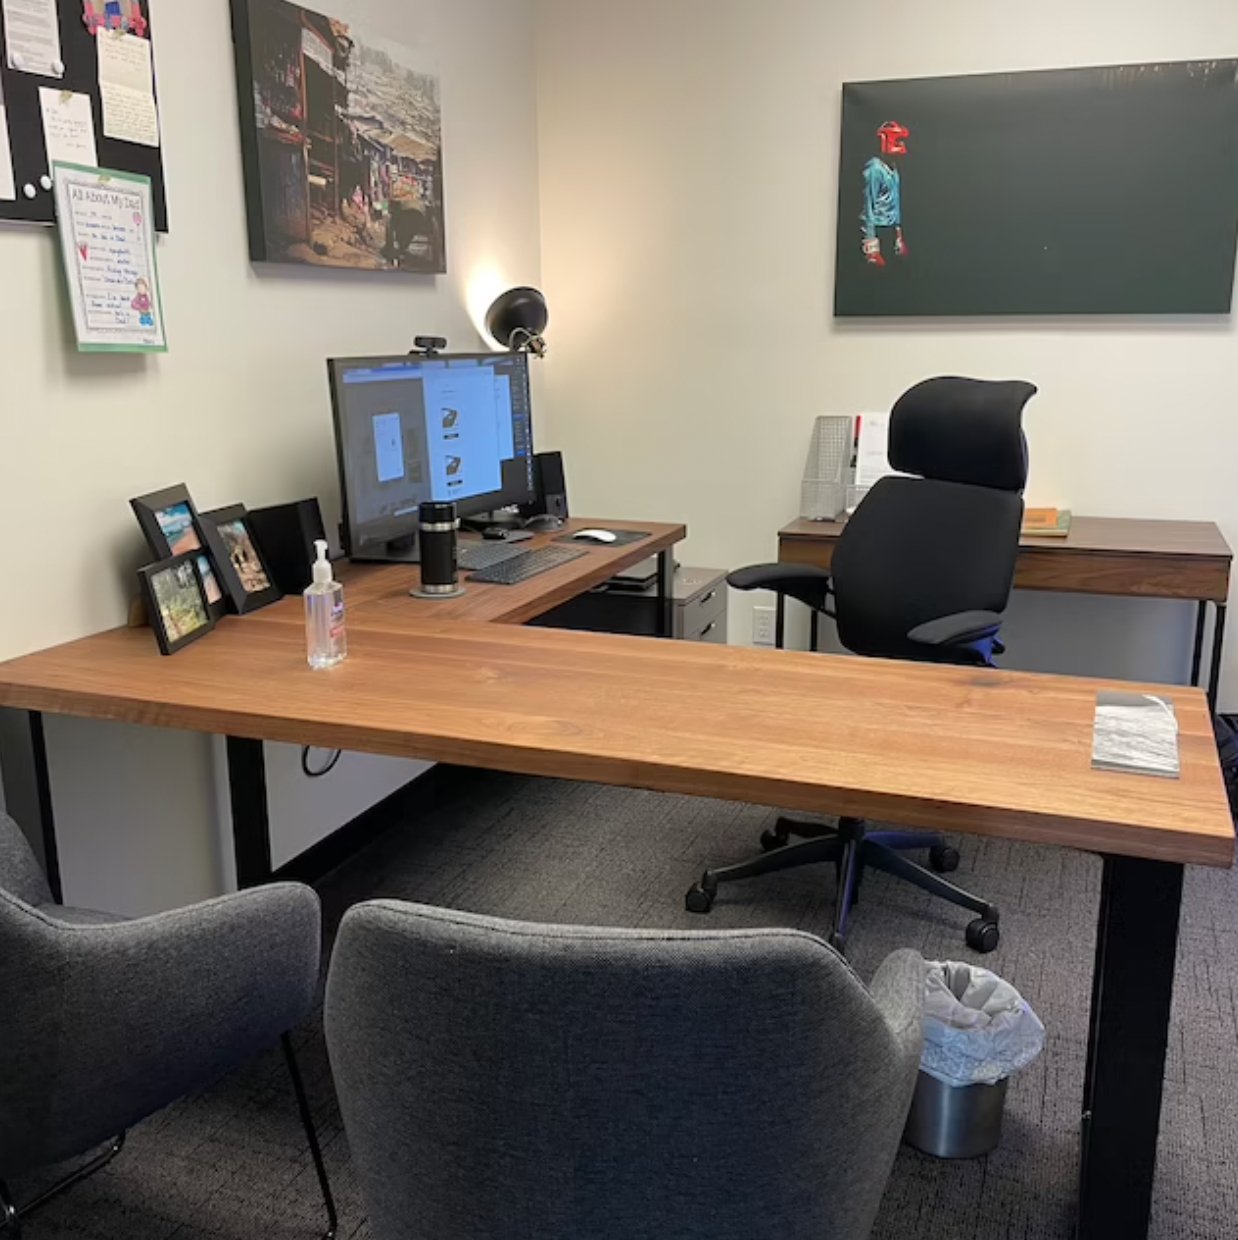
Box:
(328, 353, 535, 557)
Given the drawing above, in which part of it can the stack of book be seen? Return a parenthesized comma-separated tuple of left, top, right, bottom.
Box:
(1021, 507, 1072, 538)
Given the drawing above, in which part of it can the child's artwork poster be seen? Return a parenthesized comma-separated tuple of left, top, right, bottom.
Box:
(52, 161, 165, 352)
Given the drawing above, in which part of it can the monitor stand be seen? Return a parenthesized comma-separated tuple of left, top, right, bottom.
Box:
(351, 533, 419, 564)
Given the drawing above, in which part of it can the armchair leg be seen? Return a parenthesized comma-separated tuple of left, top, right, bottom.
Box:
(0, 1133, 125, 1229)
(0, 1180, 20, 1238)
(282, 1035, 338, 1240)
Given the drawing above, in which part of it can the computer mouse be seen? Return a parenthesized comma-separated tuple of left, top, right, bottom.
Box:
(572, 529, 618, 544)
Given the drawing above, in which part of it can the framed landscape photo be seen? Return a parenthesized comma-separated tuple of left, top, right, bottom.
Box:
(130, 484, 227, 620)
(200, 505, 282, 614)
(139, 555, 216, 656)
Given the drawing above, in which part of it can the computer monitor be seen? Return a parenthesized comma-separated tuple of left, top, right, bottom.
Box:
(328, 352, 536, 561)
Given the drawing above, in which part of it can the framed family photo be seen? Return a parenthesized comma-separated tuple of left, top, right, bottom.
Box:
(130, 484, 227, 621)
(200, 505, 282, 614)
(138, 555, 215, 655)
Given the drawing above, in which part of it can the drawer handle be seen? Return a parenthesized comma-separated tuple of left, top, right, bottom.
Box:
(698, 622, 716, 638)
(700, 591, 717, 605)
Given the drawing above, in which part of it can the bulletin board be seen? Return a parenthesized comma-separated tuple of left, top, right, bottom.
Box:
(0, 0, 167, 230)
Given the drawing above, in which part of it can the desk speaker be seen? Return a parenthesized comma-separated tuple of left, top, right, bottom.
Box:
(248, 499, 327, 595)
(520, 451, 569, 521)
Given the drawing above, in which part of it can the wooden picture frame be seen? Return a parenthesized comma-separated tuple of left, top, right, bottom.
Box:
(130, 485, 228, 621)
(138, 554, 216, 656)
(200, 505, 283, 614)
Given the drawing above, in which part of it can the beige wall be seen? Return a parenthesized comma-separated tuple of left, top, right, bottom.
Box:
(0, 0, 541, 663)
(534, 0, 1238, 699)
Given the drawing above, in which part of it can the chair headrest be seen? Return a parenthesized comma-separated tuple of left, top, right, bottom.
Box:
(889, 377, 1036, 491)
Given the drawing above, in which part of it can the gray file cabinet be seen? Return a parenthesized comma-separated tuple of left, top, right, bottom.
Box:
(530, 565, 728, 643)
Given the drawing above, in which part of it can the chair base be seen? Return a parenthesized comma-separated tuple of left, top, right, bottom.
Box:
(685, 816, 1000, 954)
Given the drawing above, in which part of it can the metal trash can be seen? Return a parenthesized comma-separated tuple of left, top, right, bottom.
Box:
(903, 1071, 1009, 1159)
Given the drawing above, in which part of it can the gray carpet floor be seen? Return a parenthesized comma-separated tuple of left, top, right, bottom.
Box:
(16, 770, 1238, 1239)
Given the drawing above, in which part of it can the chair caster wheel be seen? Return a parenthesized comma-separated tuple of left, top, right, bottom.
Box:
(760, 828, 788, 852)
(966, 918, 1000, 954)
(685, 882, 716, 914)
(929, 844, 960, 873)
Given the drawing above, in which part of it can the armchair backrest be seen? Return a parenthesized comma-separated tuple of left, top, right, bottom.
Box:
(832, 377, 1035, 660)
(325, 901, 924, 1240)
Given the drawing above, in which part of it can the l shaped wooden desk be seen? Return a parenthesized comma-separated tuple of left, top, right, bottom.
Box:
(0, 515, 1231, 1240)
(779, 515, 1234, 707)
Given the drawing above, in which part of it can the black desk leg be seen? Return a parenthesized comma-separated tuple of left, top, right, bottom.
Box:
(0, 709, 63, 902)
(1077, 854, 1184, 1240)
(656, 550, 674, 639)
(809, 610, 820, 654)
(227, 737, 273, 888)
(1208, 604, 1227, 712)
(775, 595, 786, 651)
(1190, 602, 1207, 689)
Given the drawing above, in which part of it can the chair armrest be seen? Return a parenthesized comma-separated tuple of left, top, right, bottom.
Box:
(907, 610, 1004, 648)
(11, 883, 320, 1167)
(727, 563, 833, 611)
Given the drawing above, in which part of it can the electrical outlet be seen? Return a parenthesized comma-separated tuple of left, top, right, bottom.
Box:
(752, 606, 777, 647)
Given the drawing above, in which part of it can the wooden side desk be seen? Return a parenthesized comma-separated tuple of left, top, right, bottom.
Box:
(779, 515, 1234, 706)
(0, 520, 1231, 1240)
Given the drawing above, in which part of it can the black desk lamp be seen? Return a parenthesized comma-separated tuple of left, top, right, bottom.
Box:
(485, 287, 548, 356)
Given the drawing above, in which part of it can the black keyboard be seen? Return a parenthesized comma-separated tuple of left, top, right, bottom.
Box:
(457, 541, 527, 571)
(468, 544, 588, 585)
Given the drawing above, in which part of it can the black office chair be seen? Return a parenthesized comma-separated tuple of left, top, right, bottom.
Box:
(685, 376, 1037, 954)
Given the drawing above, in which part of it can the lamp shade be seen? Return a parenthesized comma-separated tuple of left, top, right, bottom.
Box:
(485, 287, 549, 355)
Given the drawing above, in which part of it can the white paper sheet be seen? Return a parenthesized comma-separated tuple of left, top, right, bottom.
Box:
(98, 30, 159, 147)
(39, 88, 98, 168)
(0, 73, 17, 200)
(854, 412, 897, 488)
(3, 0, 63, 77)
(53, 161, 166, 351)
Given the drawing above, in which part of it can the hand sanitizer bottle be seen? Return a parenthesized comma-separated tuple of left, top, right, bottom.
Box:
(304, 540, 347, 669)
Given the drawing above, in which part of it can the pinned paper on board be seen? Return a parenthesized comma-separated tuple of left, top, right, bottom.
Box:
(3, 0, 65, 77)
(53, 161, 166, 352)
(82, 0, 145, 36)
(97, 29, 158, 146)
(0, 75, 16, 200)
(39, 87, 98, 168)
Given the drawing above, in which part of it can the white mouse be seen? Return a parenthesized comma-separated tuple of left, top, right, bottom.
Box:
(572, 528, 618, 544)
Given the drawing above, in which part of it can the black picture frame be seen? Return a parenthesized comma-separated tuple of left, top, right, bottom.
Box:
(138, 554, 216, 656)
(200, 505, 283, 615)
(130, 485, 228, 621)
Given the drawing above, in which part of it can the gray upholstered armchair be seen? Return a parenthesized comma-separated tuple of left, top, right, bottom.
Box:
(0, 812, 336, 1239)
(326, 900, 924, 1240)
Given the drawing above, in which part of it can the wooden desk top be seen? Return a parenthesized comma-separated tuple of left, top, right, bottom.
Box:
(779, 516, 1233, 602)
(781, 515, 1233, 560)
(250, 519, 685, 630)
(0, 617, 1230, 868)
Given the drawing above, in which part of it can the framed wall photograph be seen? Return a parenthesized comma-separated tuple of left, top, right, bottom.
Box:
(834, 59, 1238, 316)
(200, 505, 282, 614)
(230, 0, 446, 273)
(138, 555, 215, 656)
(130, 484, 227, 620)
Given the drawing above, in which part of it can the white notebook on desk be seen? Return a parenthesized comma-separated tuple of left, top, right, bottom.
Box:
(1092, 691, 1180, 779)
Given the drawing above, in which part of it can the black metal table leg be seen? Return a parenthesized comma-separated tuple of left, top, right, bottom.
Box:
(809, 610, 820, 654)
(775, 595, 786, 650)
(1077, 854, 1184, 1240)
(656, 550, 674, 639)
(1190, 601, 1207, 688)
(0, 709, 63, 902)
(1207, 603, 1226, 712)
(227, 736, 273, 888)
